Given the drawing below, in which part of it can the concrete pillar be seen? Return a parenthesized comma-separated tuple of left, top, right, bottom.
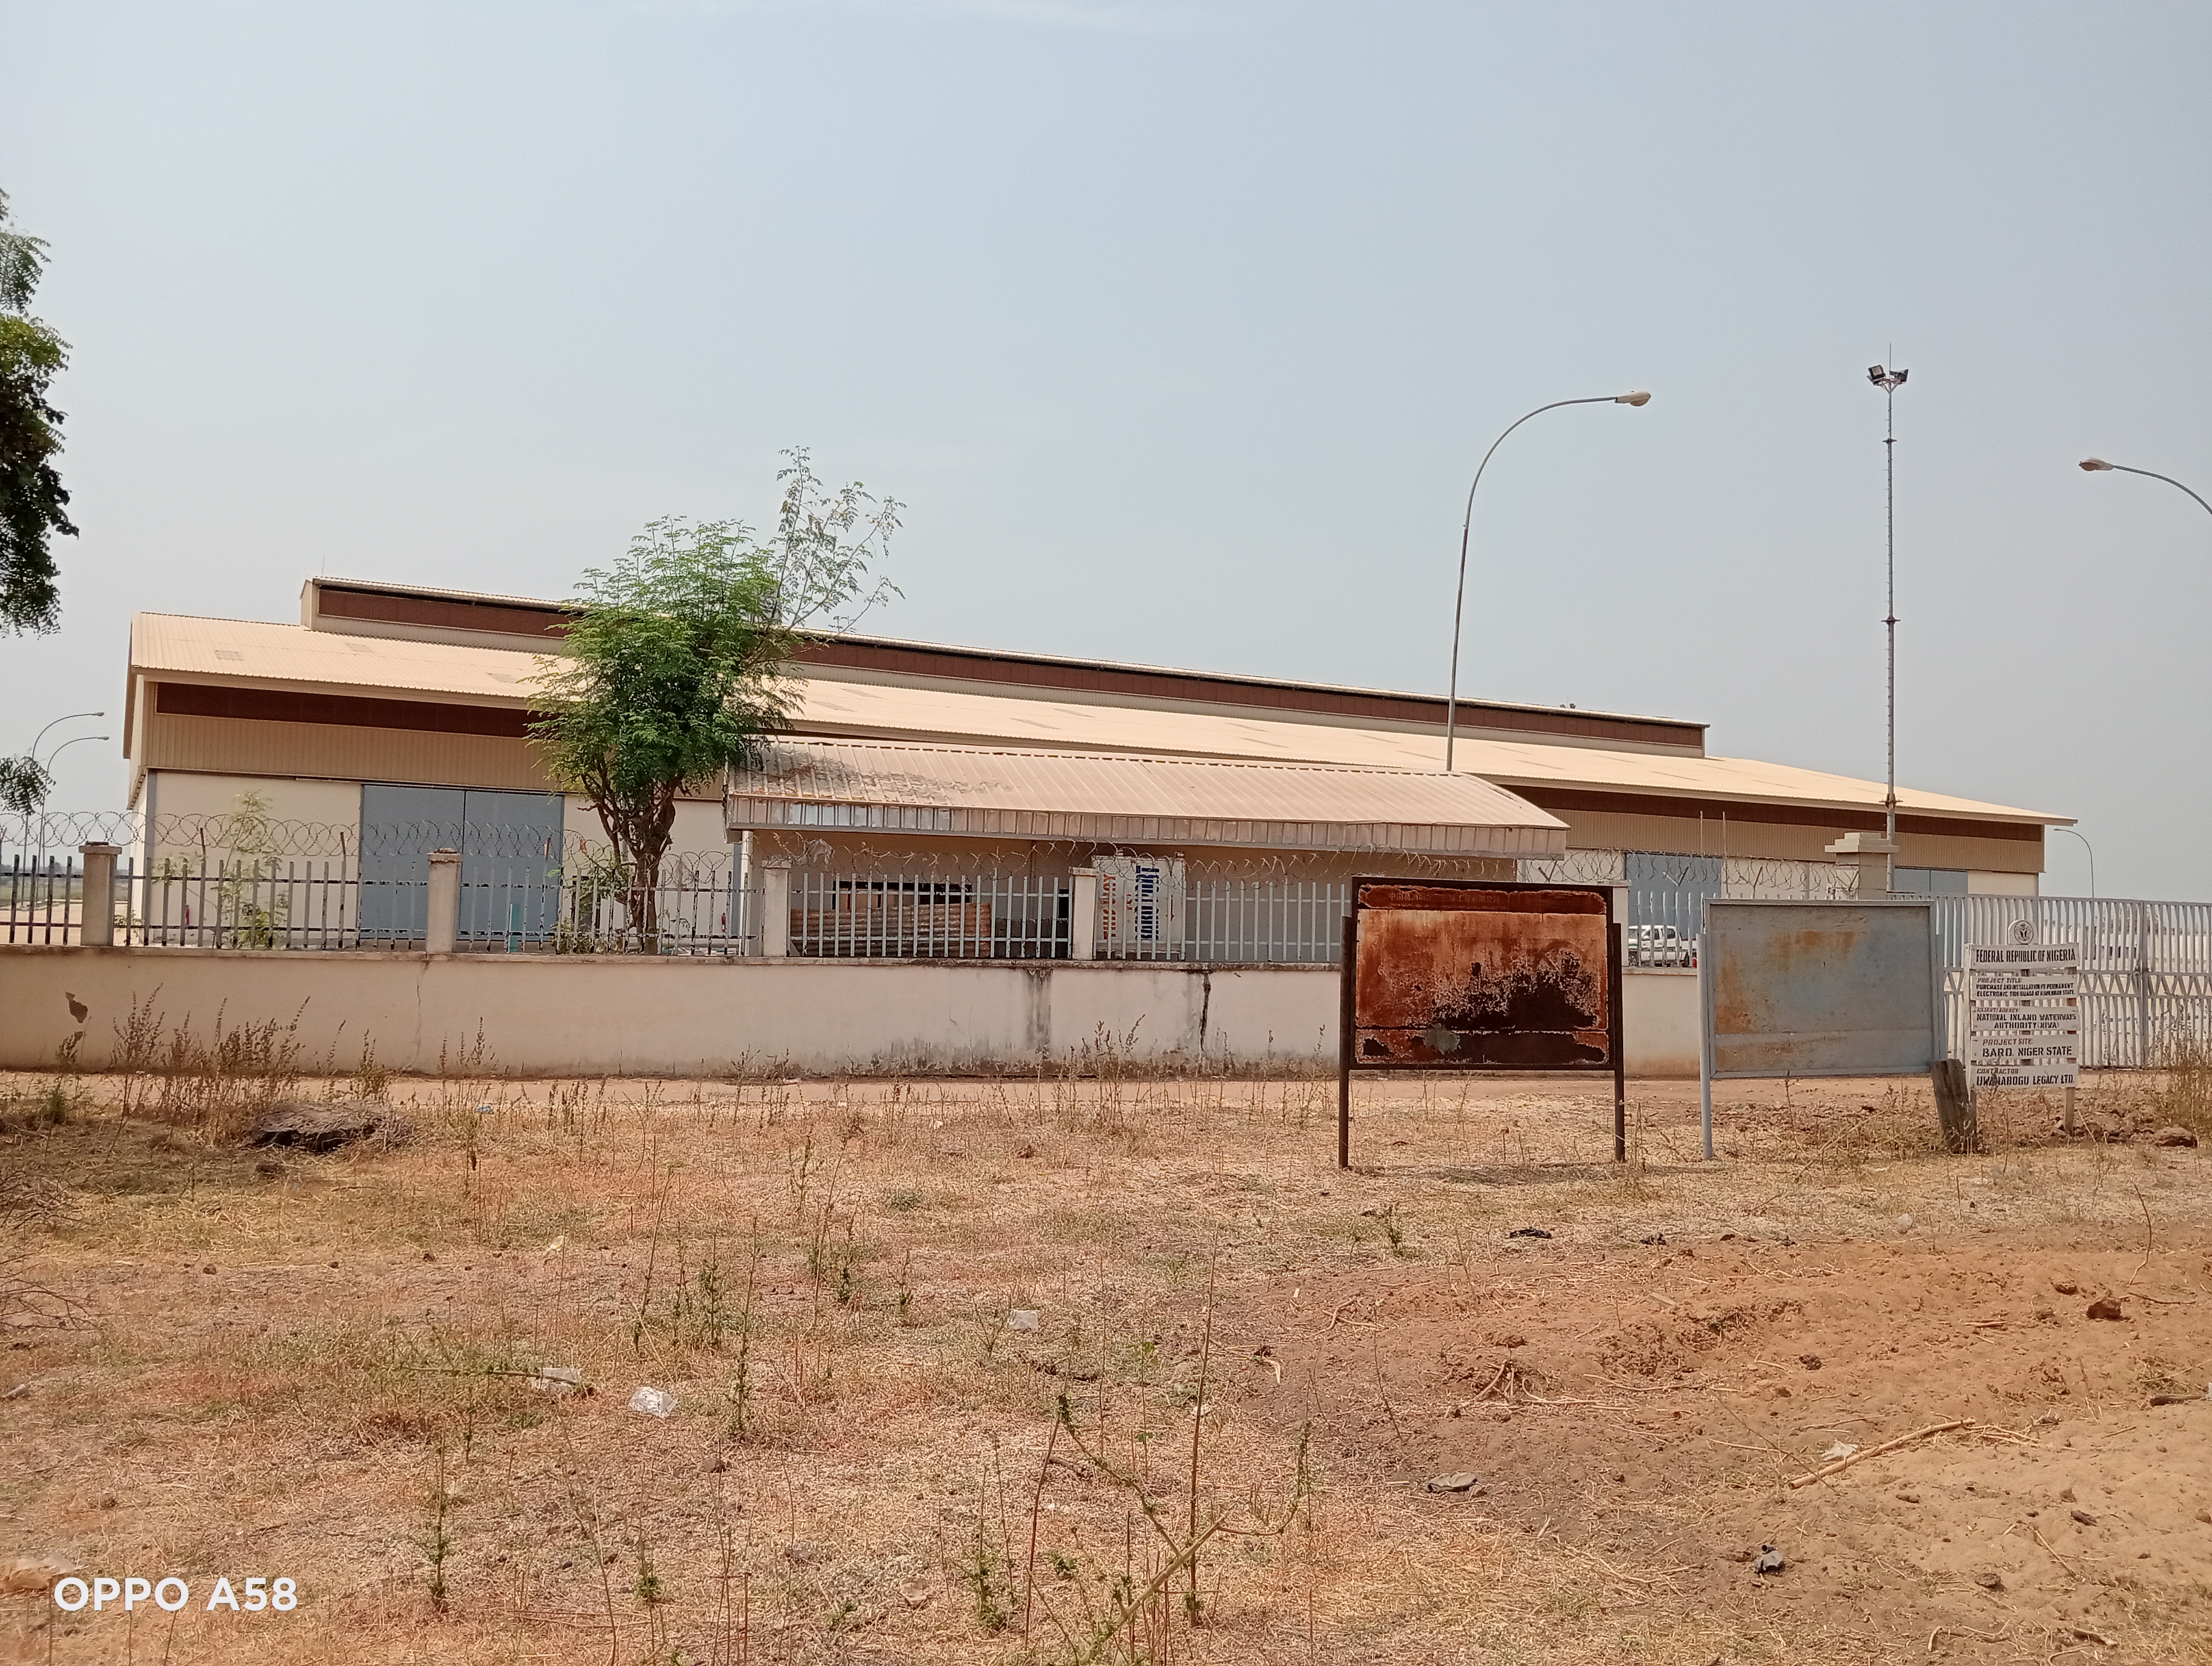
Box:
(1070, 868, 1099, 960)
(1606, 881, 1632, 969)
(426, 848, 461, 953)
(80, 843, 120, 947)
(1825, 831, 1897, 899)
(759, 860, 792, 958)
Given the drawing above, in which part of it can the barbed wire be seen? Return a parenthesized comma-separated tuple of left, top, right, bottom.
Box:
(0, 811, 733, 864)
(746, 831, 1515, 881)
(5, 811, 1859, 895)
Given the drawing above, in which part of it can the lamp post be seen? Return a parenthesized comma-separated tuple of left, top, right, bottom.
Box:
(1867, 364, 1908, 889)
(27, 710, 102, 760)
(2078, 458, 2212, 520)
(42, 734, 110, 771)
(2068, 459, 2204, 904)
(1444, 391, 1651, 771)
(2052, 825, 2096, 899)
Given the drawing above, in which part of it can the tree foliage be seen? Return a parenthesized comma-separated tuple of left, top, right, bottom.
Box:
(528, 519, 795, 946)
(764, 447, 903, 631)
(0, 752, 52, 818)
(0, 188, 75, 637)
(528, 456, 902, 949)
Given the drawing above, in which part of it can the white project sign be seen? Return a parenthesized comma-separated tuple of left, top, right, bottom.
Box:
(1967, 943, 2080, 1088)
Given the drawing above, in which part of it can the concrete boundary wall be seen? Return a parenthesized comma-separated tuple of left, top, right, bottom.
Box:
(0, 949, 1701, 1079)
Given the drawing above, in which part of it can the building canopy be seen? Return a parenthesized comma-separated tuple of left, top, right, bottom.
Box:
(727, 738, 1570, 857)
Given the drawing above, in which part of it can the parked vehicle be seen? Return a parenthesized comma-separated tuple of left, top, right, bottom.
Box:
(1628, 923, 1695, 967)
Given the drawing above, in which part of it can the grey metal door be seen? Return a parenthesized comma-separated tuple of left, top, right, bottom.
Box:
(357, 785, 565, 945)
(456, 790, 567, 946)
(359, 784, 463, 941)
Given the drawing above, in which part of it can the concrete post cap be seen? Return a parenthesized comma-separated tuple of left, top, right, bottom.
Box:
(1824, 832, 1898, 856)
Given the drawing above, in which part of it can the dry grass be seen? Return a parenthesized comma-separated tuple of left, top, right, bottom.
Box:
(3, 1055, 2210, 1664)
(2142, 1036, 2212, 1142)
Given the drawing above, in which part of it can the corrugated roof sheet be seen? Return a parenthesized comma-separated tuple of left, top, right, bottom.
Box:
(131, 613, 554, 704)
(126, 612, 2068, 826)
(728, 739, 1569, 856)
(307, 582, 1703, 737)
(790, 676, 2070, 825)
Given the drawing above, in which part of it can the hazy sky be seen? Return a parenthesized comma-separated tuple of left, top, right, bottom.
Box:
(4, 2, 2207, 896)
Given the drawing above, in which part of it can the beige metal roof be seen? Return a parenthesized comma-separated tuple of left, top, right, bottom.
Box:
(307, 581, 1703, 740)
(126, 612, 2068, 828)
(728, 739, 1569, 857)
(790, 675, 2071, 826)
(129, 613, 554, 707)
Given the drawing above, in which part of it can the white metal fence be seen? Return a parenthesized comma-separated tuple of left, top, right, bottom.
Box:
(3, 851, 750, 955)
(22, 829, 2211, 1060)
(1097, 878, 1348, 964)
(785, 873, 1070, 959)
(1930, 894, 2212, 1068)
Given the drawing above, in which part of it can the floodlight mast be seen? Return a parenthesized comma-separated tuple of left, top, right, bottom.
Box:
(1868, 364, 1907, 888)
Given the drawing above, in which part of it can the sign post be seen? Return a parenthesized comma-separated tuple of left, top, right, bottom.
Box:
(1966, 941, 2081, 1094)
(1338, 880, 1623, 1169)
(1698, 899, 1944, 1158)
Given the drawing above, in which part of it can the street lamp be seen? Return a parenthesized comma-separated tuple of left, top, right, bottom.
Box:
(2052, 825, 2096, 899)
(2078, 458, 2212, 520)
(1444, 390, 1652, 771)
(42, 734, 110, 769)
(28, 710, 102, 760)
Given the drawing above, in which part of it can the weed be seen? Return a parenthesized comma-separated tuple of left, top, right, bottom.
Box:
(963, 1460, 1014, 1633)
(348, 1038, 393, 1102)
(656, 1237, 733, 1353)
(108, 995, 306, 1141)
(1380, 1202, 1408, 1257)
(2150, 1037, 2212, 1139)
(724, 1231, 766, 1441)
(419, 1445, 455, 1612)
(634, 1533, 670, 1656)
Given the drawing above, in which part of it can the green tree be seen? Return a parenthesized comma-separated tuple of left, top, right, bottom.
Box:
(1, 188, 75, 636)
(528, 519, 795, 951)
(530, 456, 901, 950)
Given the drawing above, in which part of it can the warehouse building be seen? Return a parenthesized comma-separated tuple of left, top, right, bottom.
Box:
(118, 575, 2065, 955)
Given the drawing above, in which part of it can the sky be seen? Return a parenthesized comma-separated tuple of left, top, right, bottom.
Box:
(3, 1, 2207, 898)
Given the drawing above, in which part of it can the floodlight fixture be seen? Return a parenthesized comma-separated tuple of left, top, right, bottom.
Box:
(1868, 364, 1908, 392)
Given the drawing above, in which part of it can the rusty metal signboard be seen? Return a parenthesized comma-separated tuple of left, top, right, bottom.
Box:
(1338, 880, 1624, 1169)
(1697, 898, 1943, 1157)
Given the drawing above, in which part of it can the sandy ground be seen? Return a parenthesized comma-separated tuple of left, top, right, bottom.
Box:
(3, 1066, 2210, 1664)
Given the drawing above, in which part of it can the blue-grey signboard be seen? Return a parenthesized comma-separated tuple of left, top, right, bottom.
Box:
(1702, 900, 1941, 1080)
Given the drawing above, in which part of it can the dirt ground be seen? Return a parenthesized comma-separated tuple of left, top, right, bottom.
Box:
(4, 1063, 2211, 1665)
